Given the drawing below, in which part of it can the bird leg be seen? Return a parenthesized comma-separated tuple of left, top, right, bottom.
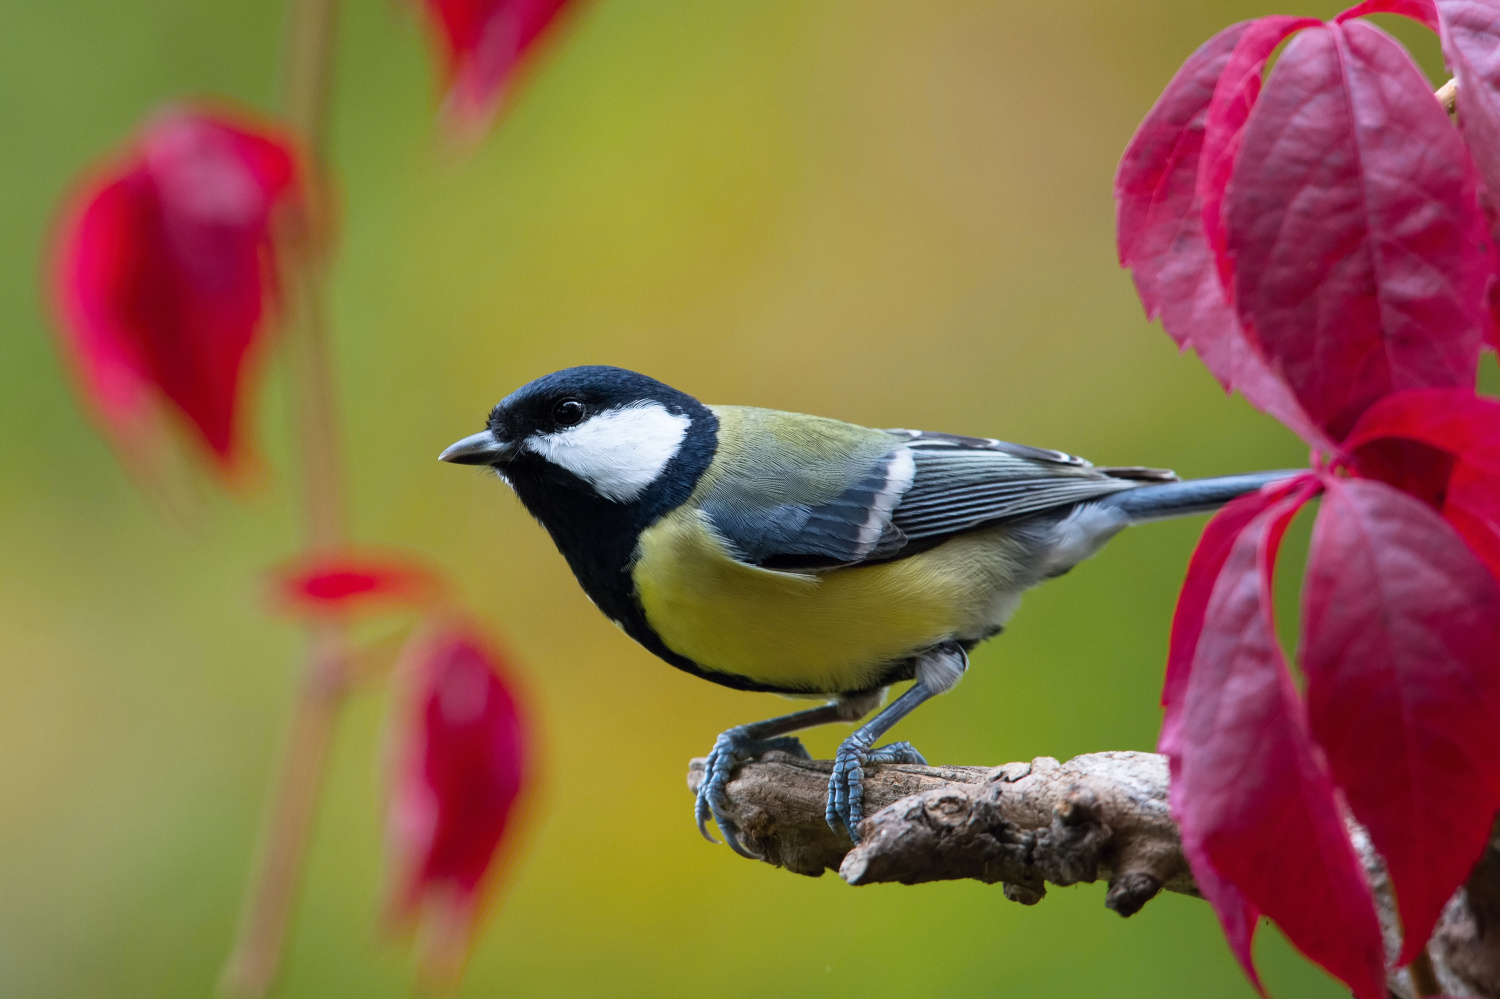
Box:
(826, 643, 969, 841)
(696, 694, 880, 859)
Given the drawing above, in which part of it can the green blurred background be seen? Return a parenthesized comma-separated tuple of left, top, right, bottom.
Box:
(0, 2, 1452, 996)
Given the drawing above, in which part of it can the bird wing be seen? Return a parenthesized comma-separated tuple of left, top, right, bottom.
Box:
(696, 407, 914, 570)
(697, 410, 1173, 571)
(884, 430, 1159, 544)
(701, 445, 916, 569)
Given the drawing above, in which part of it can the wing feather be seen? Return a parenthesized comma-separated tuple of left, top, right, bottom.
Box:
(699, 421, 1170, 570)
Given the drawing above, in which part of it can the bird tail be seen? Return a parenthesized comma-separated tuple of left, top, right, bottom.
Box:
(1097, 470, 1302, 523)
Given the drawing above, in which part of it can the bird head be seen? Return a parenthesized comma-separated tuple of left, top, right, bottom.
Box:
(441, 366, 717, 519)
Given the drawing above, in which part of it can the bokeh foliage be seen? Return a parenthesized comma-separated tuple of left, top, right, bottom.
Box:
(0, 1, 1449, 995)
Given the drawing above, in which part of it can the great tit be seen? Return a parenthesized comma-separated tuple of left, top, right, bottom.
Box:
(441, 365, 1290, 856)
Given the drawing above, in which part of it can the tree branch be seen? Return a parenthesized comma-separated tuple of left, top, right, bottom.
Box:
(687, 750, 1500, 999)
(1438, 77, 1459, 115)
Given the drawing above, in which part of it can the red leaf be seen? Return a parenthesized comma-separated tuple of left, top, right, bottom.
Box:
(1435, 0, 1500, 351)
(1336, 0, 1441, 32)
(1342, 435, 1457, 508)
(386, 624, 531, 981)
(1302, 476, 1500, 961)
(1227, 20, 1490, 442)
(1115, 24, 1327, 447)
(1199, 16, 1321, 288)
(1172, 482, 1386, 999)
(1160, 473, 1316, 757)
(420, 0, 578, 138)
(1438, 0, 1500, 186)
(1345, 387, 1500, 578)
(1159, 475, 1317, 983)
(272, 550, 445, 617)
(1118, 22, 1251, 274)
(52, 108, 302, 480)
(1437, 10, 1500, 181)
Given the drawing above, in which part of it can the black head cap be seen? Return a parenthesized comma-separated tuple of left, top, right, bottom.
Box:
(486, 366, 705, 451)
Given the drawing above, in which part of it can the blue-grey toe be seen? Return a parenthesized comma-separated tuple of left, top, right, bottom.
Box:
(695, 728, 809, 856)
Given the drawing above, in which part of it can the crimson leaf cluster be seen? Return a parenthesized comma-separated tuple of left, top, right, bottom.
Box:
(1117, 2, 1500, 995)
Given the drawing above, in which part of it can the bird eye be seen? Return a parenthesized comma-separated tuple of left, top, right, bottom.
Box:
(552, 399, 586, 426)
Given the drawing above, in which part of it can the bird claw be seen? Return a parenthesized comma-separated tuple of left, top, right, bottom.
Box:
(825, 738, 926, 842)
(867, 740, 926, 766)
(694, 726, 810, 858)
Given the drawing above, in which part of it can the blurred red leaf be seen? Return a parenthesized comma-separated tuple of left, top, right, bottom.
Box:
(1115, 23, 1326, 447)
(1346, 388, 1500, 578)
(1302, 476, 1500, 962)
(420, 0, 578, 137)
(273, 550, 444, 618)
(1170, 482, 1386, 999)
(1226, 20, 1491, 442)
(52, 108, 302, 481)
(387, 624, 531, 981)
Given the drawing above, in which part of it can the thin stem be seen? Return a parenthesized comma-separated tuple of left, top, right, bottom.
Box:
(219, 0, 345, 995)
(283, 0, 345, 550)
(281, 0, 338, 166)
(286, 236, 344, 550)
(220, 627, 347, 997)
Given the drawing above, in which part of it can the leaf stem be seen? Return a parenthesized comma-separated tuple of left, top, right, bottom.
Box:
(280, 0, 344, 549)
(220, 0, 345, 995)
(220, 627, 348, 997)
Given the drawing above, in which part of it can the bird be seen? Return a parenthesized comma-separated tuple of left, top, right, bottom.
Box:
(440, 365, 1292, 857)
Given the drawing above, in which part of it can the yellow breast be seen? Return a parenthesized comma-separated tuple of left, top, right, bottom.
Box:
(631, 505, 1032, 693)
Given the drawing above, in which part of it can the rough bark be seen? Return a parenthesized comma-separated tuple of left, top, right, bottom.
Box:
(687, 750, 1500, 999)
(1430, 820, 1500, 997)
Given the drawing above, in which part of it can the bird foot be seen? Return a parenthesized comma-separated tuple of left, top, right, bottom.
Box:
(825, 737, 926, 841)
(694, 726, 810, 858)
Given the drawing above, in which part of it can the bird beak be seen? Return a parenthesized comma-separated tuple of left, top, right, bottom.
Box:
(439, 431, 515, 466)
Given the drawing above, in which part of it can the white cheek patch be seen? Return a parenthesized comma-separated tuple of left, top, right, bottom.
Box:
(525, 401, 692, 502)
